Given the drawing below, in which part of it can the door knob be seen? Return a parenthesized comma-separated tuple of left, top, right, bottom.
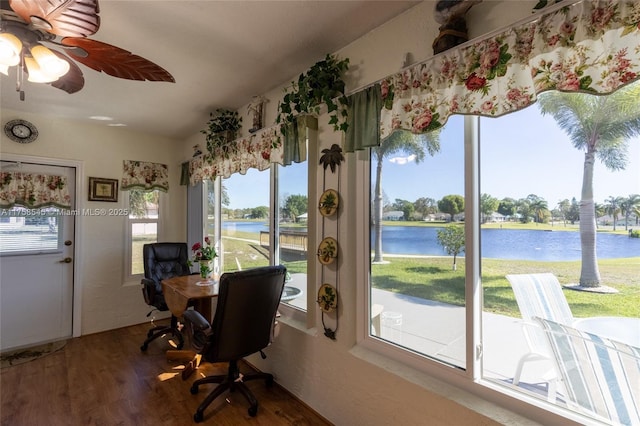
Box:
(64, 240, 73, 246)
(59, 257, 72, 263)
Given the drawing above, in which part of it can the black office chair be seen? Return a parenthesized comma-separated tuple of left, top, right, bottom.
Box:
(183, 265, 286, 423)
(140, 242, 192, 351)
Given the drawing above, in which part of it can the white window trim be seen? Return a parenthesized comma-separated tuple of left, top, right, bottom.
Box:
(123, 189, 166, 283)
(354, 117, 595, 425)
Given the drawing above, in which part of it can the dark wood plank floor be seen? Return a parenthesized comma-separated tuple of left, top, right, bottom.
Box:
(1, 321, 331, 426)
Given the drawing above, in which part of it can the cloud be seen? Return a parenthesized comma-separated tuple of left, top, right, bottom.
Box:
(389, 154, 417, 165)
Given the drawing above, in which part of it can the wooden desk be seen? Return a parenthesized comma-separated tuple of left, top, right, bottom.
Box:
(161, 275, 219, 322)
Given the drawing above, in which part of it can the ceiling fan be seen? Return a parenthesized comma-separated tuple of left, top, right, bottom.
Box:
(0, 0, 174, 100)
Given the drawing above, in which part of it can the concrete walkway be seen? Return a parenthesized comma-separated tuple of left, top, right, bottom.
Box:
(283, 277, 556, 396)
(371, 288, 556, 392)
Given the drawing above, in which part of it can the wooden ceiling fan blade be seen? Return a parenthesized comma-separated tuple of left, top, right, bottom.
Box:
(9, 0, 100, 38)
(49, 49, 85, 94)
(61, 37, 175, 83)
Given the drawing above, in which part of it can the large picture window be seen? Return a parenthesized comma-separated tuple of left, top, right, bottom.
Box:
(479, 89, 640, 415)
(364, 82, 640, 423)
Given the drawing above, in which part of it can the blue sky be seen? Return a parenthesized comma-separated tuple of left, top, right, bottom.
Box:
(386, 107, 639, 207)
(224, 105, 639, 209)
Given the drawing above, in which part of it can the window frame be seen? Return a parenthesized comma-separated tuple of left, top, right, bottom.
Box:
(356, 116, 597, 425)
(124, 189, 166, 282)
(194, 161, 314, 327)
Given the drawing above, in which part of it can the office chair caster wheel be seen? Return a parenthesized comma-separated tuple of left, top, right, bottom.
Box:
(194, 412, 204, 423)
(248, 404, 258, 417)
(190, 384, 199, 394)
(147, 330, 154, 338)
(140, 343, 148, 351)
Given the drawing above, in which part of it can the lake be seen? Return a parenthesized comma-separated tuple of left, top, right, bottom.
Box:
(223, 222, 640, 261)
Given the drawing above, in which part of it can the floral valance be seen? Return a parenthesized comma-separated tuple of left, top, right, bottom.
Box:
(0, 171, 72, 209)
(189, 117, 317, 185)
(121, 160, 169, 192)
(380, 0, 640, 140)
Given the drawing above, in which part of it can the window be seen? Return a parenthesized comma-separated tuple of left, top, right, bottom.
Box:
(363, 85, 640, 423)
(126, 189, 161, 278)
(220, 168, 270, 272)
(0, 206, 62, 254)
(194, 156, 310, 312)
(277, 160, 308, 310)
(368, 116, 466, 368)
(479, 97, 640, 414)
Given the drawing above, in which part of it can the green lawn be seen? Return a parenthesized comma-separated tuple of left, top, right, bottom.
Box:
(132, 234, 157, 275)
(218, 227, 639, 319)
(372, 256, 640, 318)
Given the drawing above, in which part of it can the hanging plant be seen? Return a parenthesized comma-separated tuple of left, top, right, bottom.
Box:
(276, 54, 350, 134)
(201, 108, 242, 153)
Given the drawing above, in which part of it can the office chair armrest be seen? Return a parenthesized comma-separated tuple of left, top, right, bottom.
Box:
(183, 310, 212, 353)
(184, 310, 210, 332)
(141, 278, 158, 305)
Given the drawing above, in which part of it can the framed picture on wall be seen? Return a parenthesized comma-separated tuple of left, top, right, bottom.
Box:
(88, 177, 118, 202)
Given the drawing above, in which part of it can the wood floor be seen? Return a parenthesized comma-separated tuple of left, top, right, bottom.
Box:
(1, 321, 331, 426)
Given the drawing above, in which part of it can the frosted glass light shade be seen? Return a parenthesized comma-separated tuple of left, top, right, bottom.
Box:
(25, 56, 58, 83)
(30, 45, 70, 78)
(0, 33, 22, 67)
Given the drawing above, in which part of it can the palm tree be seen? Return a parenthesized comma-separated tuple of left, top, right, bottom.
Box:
(372, 130, 440, 263)
(594, 202, 606, 229)
(621, 194, 640, 231)
(604, 195, 625, 231)
(557, 199, 571, 226)
(527, 194, 548, 224)
(538, 82, 640, 288)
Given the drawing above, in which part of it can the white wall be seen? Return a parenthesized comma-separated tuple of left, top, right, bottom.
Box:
(0, 110, 188, 335)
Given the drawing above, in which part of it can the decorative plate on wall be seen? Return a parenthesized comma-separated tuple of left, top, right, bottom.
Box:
(317, 283, 338, 313)
(317, 237, 338, 265)
(318, 189, 339, 217)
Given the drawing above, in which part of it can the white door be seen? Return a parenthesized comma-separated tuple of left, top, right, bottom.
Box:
(0, 161, 76, 351)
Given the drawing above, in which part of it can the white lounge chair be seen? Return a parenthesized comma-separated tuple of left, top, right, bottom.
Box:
(506, 273, 575, 399)
(535, 317, 640, 425)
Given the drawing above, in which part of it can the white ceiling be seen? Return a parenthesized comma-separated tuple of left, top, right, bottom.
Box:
(1, 1, 420, 140)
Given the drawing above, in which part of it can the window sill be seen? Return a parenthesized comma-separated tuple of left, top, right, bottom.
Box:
(349, 341, 586, 426)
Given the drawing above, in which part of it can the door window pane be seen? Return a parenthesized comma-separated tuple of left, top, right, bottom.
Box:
(0, 206, 62, 254)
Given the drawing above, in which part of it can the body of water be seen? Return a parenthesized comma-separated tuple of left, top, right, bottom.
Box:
(378, 226, 639, 261)
(223, 222, 639, 261)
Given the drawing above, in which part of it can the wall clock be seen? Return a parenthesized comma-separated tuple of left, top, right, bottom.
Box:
(4, 119, 38, 144)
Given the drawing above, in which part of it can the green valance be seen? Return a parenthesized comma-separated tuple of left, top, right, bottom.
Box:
(344, 84, 382, 153)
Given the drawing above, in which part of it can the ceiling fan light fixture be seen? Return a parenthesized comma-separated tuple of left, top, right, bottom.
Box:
(24, 56, 58, 83)
(0, 64, 9, 75)
(30, 45, 70, 78)
(0, 33, 22, 67)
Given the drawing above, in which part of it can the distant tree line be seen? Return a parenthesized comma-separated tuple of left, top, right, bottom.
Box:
(378, 192, 640, 230)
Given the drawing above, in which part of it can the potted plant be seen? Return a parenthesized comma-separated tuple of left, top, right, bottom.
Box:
(201, 108, 242, 153)
(276, 54, 349, 134)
